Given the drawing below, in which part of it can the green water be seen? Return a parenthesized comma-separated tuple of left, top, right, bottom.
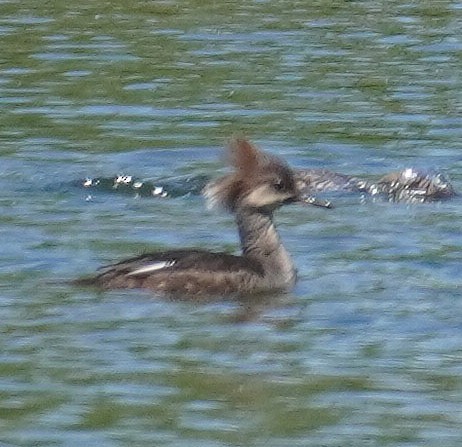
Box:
(1, 1, 461, 446)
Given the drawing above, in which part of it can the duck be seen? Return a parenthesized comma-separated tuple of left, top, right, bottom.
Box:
(76, 139, 330, 298)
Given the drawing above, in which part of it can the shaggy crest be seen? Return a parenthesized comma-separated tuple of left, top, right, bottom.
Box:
(203, 139, 296, 211)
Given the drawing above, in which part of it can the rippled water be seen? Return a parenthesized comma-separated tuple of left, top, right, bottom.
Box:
(1, 1, 462, 446)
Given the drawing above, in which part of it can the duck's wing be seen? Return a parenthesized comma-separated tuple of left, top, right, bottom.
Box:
(76, 249, 264, 296)
(98, 249, 262, 274)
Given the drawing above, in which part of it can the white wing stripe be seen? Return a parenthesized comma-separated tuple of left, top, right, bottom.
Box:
(127, 261, 176, 276)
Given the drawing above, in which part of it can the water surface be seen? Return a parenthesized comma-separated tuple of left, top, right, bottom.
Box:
(1, 1, 461, 446)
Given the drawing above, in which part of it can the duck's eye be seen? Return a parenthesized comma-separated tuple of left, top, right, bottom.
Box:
(273, 179, 285, 191)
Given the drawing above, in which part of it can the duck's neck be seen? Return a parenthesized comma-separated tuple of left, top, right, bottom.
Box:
(235, 207, 296, 289)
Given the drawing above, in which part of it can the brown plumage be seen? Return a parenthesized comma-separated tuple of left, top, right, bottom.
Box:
(75, 139, 328, 298)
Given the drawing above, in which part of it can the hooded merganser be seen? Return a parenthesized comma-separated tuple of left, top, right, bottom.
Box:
(76, 139, 330, 298)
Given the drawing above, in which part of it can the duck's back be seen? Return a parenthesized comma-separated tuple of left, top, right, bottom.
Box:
(77, 249, 267, 298)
